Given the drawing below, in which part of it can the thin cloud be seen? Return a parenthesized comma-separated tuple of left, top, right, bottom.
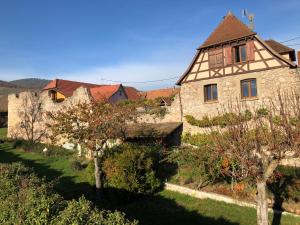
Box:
(61, 62, 186, 91)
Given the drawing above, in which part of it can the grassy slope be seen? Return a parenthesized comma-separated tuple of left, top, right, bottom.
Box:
(0, 142, 299, 225)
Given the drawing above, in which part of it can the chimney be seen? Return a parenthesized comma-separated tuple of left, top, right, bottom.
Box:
(298, 51, 300, 67)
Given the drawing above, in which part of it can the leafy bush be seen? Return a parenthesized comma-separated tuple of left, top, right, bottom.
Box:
(268, 166, 300, 203)
(52, 197, 138, 225)
(103, 143, 162, 194)
(182, 132, 213, 147)
(167, 146, 223, 189)
(0, 162, 138, 225)
(185, 110, 253, 128)
(70, 159, 85, 171)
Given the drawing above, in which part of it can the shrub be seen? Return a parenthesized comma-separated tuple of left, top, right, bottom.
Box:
(0, 162, 64, 225)
(167, 146, 223, 189)
(103, 143, 162, 194)
(268, 166, 300, 203)
(70, 159, 85, 171)
(182, 132, 213, 147)
(185, 111, 253, 128)
(0, 162, 138, 225)
(52, 197, 138, 225)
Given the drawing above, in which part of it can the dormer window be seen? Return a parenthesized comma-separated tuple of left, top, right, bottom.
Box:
(233, 45, 247, 63)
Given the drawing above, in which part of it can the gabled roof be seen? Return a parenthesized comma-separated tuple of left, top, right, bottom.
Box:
(124, 87, 141, 100)
(199, 12, 256, 49)
(265, 39, 294, 54)
(43, 79, 100, 97)
(265, 39, 296, 61)
(90, 84, 122, 101)
(255, 36, 297, 67)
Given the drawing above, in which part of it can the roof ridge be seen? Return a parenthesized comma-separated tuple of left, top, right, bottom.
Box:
(199, 12, 256, 49)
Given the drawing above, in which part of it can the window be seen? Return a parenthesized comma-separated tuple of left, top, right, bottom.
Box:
(204, 84, 218, 102)
(233, 45, 247, 63)
(208, 49, 223, 68)
(241, 79, 257, 98)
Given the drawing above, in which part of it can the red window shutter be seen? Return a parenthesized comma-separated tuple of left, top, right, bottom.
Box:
(246, 41, 255, 61)
(224, 46, 232, 66)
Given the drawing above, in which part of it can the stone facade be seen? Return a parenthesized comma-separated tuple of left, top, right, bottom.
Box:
(180, 67, 300, 134)
(140, 67, 300, 134)
(8, 87, 91, 141)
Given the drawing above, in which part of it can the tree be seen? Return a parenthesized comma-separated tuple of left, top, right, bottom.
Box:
(48, 100, 148, 199)
(17, 92, 47, 143)
(207, 93, 300, 225)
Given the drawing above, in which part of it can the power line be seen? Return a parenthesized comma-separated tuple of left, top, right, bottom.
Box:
(100, 76, 180, 84)
(281, 36, 300, 43)
(286, 43, 300, 47)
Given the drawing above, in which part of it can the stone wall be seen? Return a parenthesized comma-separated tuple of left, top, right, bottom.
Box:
(7, 87, 91, 141)
(146, 67, 300, 134)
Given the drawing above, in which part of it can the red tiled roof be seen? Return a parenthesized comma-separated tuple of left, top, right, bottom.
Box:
(265, 39, 294, 54)
(90, 84, 121, 101)
(124, 87, 141, 100)
(142, 88, 180, 100)
(199, 12, 256, 49)
(43, 79, 101, 97)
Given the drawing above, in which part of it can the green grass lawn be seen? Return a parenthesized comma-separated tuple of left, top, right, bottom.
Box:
(0, 141, 299, 225)
(0, 128, 7, 138)
(0, 142, 94, 200)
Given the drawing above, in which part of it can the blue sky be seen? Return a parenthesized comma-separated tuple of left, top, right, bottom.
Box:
(0, 0, 299, 90)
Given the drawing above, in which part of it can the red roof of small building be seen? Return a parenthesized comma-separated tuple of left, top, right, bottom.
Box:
(124, 87, 141, 100)
(89, 84, 122, 101)
(142, 88, 180, 100)
(43, 79, 100, 97)
(199, 12, 256, 49)
(43, 79, 143, 101)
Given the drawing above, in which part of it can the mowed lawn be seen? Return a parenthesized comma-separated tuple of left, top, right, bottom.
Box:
(0, 128, 7, 138)
(0, 141, 299, 225)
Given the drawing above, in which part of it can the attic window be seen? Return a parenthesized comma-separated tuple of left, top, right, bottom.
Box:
(233, 45, 247, 63)
(208, 49, 223, 68)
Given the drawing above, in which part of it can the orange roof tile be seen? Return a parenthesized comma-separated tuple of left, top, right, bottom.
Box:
(199, 12, 256, 49)
(90, 84, 121, 101)
(43, 79, 101, 97)
(124, 87, 141, 100)
(142, 88, 180, 100)
(265, 39, 294, 54)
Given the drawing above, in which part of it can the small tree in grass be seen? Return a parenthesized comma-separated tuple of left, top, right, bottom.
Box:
(48, 100, 160, 199)
(207, 93, 300, 225)
(16, 92, 47, 143)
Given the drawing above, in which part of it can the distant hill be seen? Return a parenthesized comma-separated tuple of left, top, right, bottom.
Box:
(0, 80, 19, 88)
(10, 78, 50, 89)
(0, 78, 50, 111)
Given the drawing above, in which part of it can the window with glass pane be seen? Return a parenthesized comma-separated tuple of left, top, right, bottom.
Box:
(233, 45, 247, 63)
(241, 79, 257, 98)
(204, 84, 218, 102)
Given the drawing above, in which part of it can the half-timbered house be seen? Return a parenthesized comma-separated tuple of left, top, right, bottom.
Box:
(171, 12, 300, 132)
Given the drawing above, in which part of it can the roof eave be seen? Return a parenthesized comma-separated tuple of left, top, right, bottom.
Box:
(197, 33, 257, 50)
